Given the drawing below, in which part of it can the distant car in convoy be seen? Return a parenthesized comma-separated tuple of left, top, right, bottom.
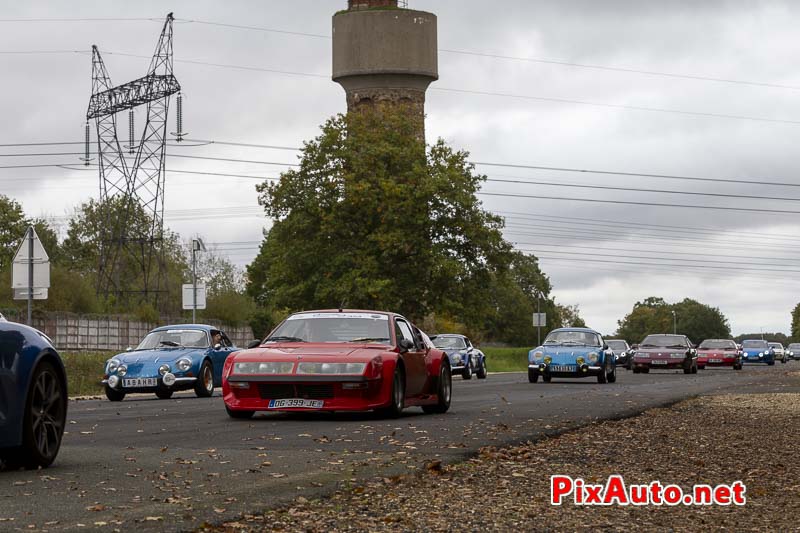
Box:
(632, 334, 698, 374)
(696, 339, 742, 370)
(606, 339, 634, 369)
(1, 319, 68, 469)
(430, 334, 487, 380)
(787, 343, 800, 361)
(740, 339, 775, 365)
(102, 325, 238, 401)
(528, 327, 616, 384)
(222, 310, 452, 418)
(768, 342, 788, 364)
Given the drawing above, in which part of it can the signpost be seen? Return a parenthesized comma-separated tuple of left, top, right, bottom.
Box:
(182, 283, 207, 313)
(533, 290, 546, 346)
(11, 226, 50, 325)
(187, 238, 206, 321)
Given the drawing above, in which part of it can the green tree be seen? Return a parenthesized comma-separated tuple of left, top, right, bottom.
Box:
(791, 303, 800, 342)
(557, 303, 586, 328)
(0, 195, 28, 271)
(672, 298, 730, 344)
(247, 109, 516, 330)
(616, 297, 730, 344)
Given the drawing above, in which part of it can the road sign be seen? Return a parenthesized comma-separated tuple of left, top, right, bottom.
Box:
(182, 283, 207, 310)
(12, 227, 50, 290)
(532, 313, 546, 327)
(13, 288, 49, 300)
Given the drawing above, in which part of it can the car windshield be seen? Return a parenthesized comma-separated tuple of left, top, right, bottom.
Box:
(543, 330, 601, 346)
(788, 344, 800, 350)
(742, 340, 768, 349)
(768, 343, 783, 349)
(699, 340, 737, 350)
(640, 335, 687, 348)
(136, 329, 209, 350)
(432, 336, 467, 350)
(266, 312, 392, 344)
(606, 340, 628, 351)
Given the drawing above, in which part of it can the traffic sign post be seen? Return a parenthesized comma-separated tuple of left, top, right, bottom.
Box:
(182, 283, 207, 312)
(11, 226, 50, 325)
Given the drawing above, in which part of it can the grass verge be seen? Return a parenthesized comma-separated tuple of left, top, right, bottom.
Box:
(61, 351, 115, 397)
(482, 347, 529, 372)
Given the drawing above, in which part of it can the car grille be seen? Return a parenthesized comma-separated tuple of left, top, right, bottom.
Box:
(257, 383, 335, 400)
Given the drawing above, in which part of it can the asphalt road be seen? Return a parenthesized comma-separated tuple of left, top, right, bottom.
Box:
(0, 364, 795, 531)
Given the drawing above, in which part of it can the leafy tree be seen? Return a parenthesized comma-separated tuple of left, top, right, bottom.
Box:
(791, 303, 800, 342)
(247, 109, 523, 333)
(616, 297, 730, 344)
(733, 332, 788, 344)
(557, 304, 586, 328)
(0, 195, 28, 271)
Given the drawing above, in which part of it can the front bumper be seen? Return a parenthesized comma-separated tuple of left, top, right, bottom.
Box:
(528, 363, 604, 377)
(223, 375, 389, 412)
(632, 358, 691, 369)
(102, 374, 197, 392)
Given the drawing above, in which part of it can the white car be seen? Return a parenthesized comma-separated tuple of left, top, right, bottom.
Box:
(787, 343, 800, 361)
(768, 342, 788, 364)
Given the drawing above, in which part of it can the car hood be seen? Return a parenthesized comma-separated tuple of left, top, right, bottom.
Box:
(536, 345, 602, 355)
(697, 349, 737, 355)
(232, 344, 389, 363)
(112, 347, 207, 364)
(742, 347, 770, 354)
(636, 346, 688, 353)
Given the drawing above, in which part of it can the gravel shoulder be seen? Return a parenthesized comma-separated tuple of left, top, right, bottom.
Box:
(202, 376, 800, 531)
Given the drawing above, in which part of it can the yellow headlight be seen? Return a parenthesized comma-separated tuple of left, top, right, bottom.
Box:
(576, 356, 585, 365)
(543, 356, 552, 364)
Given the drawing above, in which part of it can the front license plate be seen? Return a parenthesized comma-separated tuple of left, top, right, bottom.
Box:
(123, 377, 157, 388)
(550, 365, 575, 372)
(268, 398, 324, 409)
(650, 360, 667, 365)
(709, 359, 723, 363)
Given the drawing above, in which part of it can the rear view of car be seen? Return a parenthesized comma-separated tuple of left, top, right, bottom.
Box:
(740, 339, 775, 365)
(696, 339, 742, 370)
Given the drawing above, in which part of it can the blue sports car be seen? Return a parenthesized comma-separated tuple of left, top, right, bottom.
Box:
(1, 318, 68, 469)
(431, 334, 487, 379)
(740, 339, 775, 365)
(528, 327, 616, 383)
(102, 325, 239, 401)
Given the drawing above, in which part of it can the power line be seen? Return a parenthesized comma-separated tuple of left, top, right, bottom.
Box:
(479, 191, 800, 215)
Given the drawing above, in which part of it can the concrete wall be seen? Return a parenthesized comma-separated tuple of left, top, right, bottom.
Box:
(29, 313, 255, 352)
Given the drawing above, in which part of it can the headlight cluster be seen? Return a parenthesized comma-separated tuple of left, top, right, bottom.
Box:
(670, 353, 685, 359)
(176, 358, 192, 372)
(106, 358, 121, 374)
(117, 365, 128, 377)
(234, 362, 295, 374)
(531, 351, 544, 362)
(543, 356, 552, 364)
(636, 352, 648, 358)
(297, 362, 366, 375)
(576, 356, 585, 365)
(158, 364, 171, 376)
(587, 352, 599, 363)
(450, 353, 462, 363)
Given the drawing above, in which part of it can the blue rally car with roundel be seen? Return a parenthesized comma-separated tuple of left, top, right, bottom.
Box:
(102, 325, 238, 401)
(528, 327, 616, 384)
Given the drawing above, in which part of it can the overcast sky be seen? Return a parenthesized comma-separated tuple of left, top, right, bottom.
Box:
(2, 0, 800, 336)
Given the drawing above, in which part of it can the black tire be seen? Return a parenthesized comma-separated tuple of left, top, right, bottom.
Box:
(684, 366, 692, 374)
(767, 361, 775, 366)
(462, 360, 473, 380)
(155, 389, 173, 400)
(9, 361, 67, 469)
(632, 367, 640, 374)
(692, 362, 698, 374)
(105, 386, 125, 402)
(597, 368, 607, 383)
(528, 368, 539, 383)
(423, 361, 452, 414)
(698, 365, 706, 370)
(476, 358, 487, 379)
(641, 367, 650, 374)
(781, 357, 787, 364)
(194, 360, 214, 398)
(225, 405, 254, 419)
(606, 364, 616, 383)
(734, 364, 742, 370)
(625, 360, 632, 371)
(543, 373, 552, 383)
(379, 365, 405, 418)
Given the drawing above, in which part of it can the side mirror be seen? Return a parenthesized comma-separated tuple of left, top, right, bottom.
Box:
(125, 346, 132, 352)
(247, 339, 262, 349)
(602, 344, 609, 351)
(214, 343, 222, 350)
(398, 338, 414, 353)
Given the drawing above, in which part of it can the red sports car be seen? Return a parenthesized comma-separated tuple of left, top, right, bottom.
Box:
(631, 334, 698, 374)
(696, 339, 742, 370)
(222, 310, 452, 418)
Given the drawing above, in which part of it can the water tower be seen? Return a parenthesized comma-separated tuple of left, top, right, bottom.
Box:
(332, 0, 438, 135)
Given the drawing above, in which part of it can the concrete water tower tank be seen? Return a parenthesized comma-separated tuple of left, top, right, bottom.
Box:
(332, 0, 438, 130)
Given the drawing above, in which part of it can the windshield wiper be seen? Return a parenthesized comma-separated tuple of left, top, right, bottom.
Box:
(159, 340, 180, 347)
(666, 344, 687, 348)
(639, 344, 657, 348)
(265, 336, 306, 343)
(348, 337, 390, 343)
